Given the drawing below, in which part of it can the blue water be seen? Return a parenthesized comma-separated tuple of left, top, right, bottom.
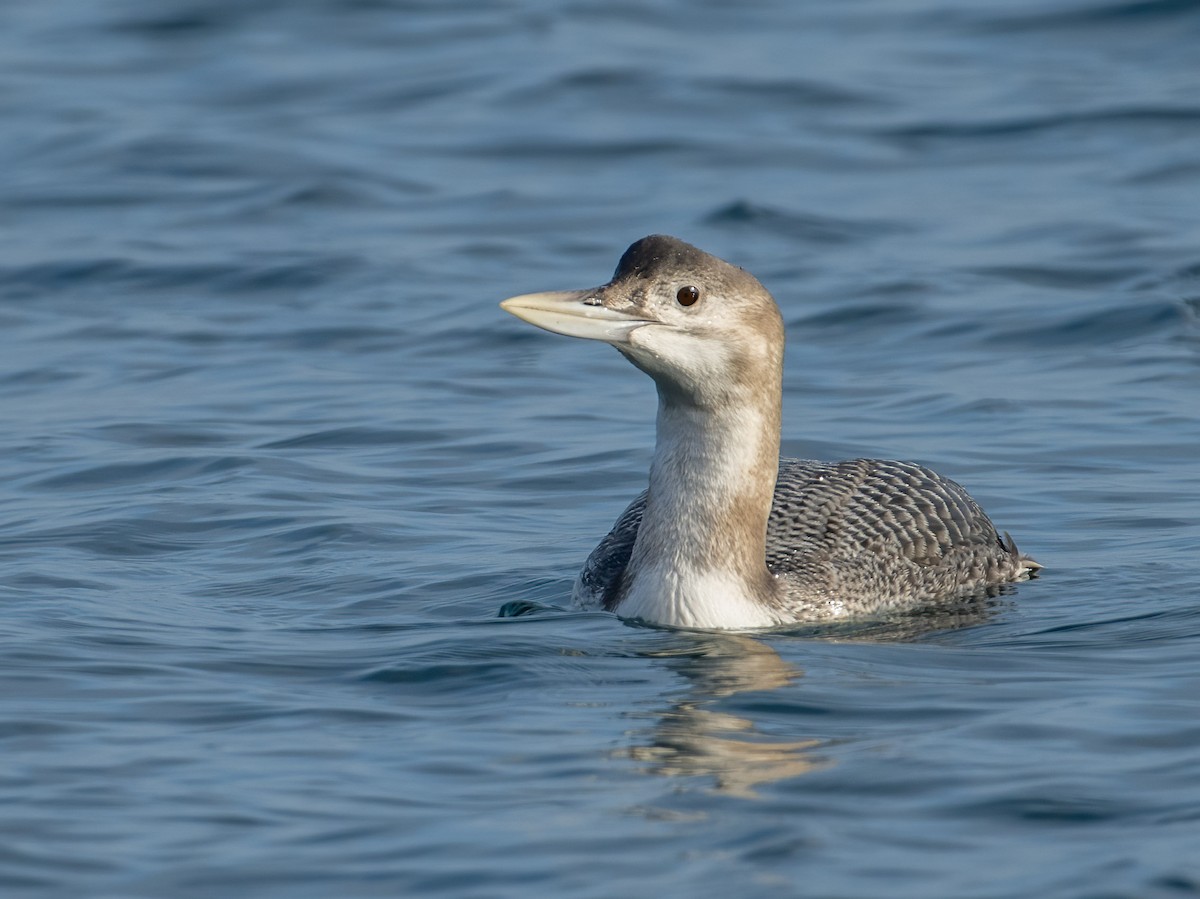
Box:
(3, 1, 1200, 896)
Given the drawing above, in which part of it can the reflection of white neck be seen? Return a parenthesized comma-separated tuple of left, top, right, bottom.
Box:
(616, 384, 784, 629)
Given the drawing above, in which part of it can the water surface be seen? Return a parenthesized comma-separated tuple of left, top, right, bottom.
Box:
(3, 1, 1200, 896)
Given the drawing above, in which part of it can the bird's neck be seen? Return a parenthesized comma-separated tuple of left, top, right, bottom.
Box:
(618, 387, 783, 628)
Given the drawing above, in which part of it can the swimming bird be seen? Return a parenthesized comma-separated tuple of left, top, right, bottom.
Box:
(501, 235, 1039, 630)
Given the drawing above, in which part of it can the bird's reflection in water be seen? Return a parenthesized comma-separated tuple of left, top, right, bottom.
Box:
(621, 634, 824, 799)
(621, 598, 1002, 798)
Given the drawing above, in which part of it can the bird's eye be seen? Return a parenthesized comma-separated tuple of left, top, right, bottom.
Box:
(676, 285, 700, 307)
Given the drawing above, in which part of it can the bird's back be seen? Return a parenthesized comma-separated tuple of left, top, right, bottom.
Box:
(574, 458, 1037, 620)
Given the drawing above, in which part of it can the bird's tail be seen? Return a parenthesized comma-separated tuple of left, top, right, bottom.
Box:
(1002, 531, 1042, 578)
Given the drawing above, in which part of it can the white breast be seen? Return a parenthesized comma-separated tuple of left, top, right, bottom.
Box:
(613, 564, 781, 630)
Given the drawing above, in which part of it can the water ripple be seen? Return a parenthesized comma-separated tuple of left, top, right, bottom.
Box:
(3, 0, 1200, 896)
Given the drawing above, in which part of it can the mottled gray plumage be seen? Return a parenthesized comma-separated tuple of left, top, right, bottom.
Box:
(502, 234, 1039, 629)
(577, 458, 1033, 621)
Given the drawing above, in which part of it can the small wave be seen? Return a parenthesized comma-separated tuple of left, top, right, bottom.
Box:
(703, 200, 901, 245)
(30, 455, 252, 492)
(969, 264, 1144, 290)
(879, 106, 1200, 147)
(974, 0, 1200, 32)
(261, 427, 451, 450)
(793, 301, 924, 330)
(984, 299, 1187, 347)
(0, 256, 361, 298)
(698, 75, 878, 109)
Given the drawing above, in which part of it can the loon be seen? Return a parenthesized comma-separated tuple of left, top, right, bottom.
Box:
(501, 235, 1039, 630)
